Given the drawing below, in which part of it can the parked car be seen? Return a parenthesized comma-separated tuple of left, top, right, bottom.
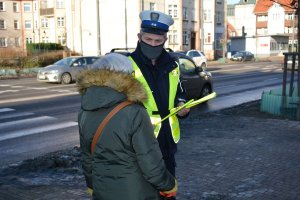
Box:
(176, 50, 208, 68)
(37, 56, 100, 84)
(230, 51, 254, 61)
(108, 48, 213, 101)
(170, 52, 213, 100)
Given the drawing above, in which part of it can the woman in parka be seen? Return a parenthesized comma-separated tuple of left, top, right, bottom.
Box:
(77, 53, 177, 200)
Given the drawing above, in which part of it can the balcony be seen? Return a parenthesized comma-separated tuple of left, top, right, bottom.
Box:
(40, 8, 54, 16)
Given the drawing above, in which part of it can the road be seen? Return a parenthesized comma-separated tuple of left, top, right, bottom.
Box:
(0, 60, 293, 167)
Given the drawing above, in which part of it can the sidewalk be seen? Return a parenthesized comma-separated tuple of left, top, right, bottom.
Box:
(0, 100, 299, 200)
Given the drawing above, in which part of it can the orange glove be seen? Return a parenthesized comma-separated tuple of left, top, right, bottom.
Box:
(159, 191, 177, 197)
(160, 179, 178, 197)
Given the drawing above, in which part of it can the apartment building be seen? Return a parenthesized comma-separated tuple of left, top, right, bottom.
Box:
(201, 0, 226, 60)
(0, 0, 66, 53)
(252, 0, 296, 56)
(1, 0, 227, 59)
(167, 0, 201, 51)
(0, 0, 22, 51)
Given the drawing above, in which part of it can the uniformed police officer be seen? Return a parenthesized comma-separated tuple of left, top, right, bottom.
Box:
(129, 10, 190, 200)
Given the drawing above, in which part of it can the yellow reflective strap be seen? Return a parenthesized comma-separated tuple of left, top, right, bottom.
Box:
(169, 115, 180, 143)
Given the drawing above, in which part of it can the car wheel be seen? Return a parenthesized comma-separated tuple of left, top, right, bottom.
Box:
(200, 62, 207, 69)
(199, 84, 212, 101)
(61, 73, 72, 84)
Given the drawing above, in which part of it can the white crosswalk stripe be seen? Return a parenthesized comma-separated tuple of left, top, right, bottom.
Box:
(0, 108, 78, 142)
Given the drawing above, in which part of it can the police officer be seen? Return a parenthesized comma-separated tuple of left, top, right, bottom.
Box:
(129, 10, 190, 200)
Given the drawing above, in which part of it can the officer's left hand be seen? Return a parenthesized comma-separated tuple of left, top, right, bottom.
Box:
(176, 102, 190, 117)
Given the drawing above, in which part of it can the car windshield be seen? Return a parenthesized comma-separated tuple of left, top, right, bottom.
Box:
(234, 52, 243, 56)
(54, 57, 78, 66)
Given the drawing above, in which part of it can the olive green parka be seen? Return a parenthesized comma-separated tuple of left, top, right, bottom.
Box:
(77, 69, 176, 200)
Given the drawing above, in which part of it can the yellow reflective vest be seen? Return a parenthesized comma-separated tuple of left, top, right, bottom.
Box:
(129, 56, 181, 143)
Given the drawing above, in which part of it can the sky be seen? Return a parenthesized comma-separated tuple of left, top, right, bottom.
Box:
(227, 0, 240, 4)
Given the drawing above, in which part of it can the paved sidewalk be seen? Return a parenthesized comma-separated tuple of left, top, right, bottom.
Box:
(0, 101, 300, 200)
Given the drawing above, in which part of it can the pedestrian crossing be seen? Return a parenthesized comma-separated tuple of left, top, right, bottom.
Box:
(0, 108, 78, 142)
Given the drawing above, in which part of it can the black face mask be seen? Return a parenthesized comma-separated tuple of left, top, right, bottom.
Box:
(139, 40, 164, 60)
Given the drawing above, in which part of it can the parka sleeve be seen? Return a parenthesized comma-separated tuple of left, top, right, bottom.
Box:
(78, 111, 93, 189)
(131, 107, 176, 191)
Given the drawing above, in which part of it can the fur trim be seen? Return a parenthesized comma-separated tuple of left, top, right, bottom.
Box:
(76, 69, 147, 103)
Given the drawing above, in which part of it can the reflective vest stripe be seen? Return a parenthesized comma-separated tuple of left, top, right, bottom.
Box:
(129, 56, 181, 143)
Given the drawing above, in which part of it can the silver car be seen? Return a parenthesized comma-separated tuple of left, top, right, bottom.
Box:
(177, 50, 208, 68)
(37, 56, 99, 84)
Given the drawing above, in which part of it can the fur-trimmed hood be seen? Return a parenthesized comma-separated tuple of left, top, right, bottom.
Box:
(76, 69, 147, 109)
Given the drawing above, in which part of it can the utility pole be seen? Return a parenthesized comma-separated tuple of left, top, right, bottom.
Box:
(96, 0, 101, 56)
(125, 0, 128, 49)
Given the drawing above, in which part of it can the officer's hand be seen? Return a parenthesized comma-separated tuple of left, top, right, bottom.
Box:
(176, 102, 190, 117)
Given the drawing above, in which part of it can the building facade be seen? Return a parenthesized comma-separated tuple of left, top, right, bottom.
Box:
(0, 0, 23, 51)
(1, 0, 227, 60)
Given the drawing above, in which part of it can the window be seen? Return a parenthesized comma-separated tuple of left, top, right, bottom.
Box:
(42, 36, 49, 43)
(26, 37, 33, 44)
(168, 30, 178, 44)
(57, 17, 64, 27)
(257, 28, 268, 35)
(168, 4, 178, 18)
(216, 11, 222, 24)
(0, 37, 7, 47)
(150, 2, 156, 11)
(24, 3, 31, 12)
(257, 15, 268, 21)
(0, 19, 5, 29)
(24, 20, 32, 29)
(204, 9, 211, 21)
(227, 6, 234, 16)
(0, 2, 5, 11)
(285, 13, 294, 20)
(58, 35, 66, 45)
(183, 31, 189, 45)
(41, 18, 48, 28)
(56, 0, 65, 8)
(173, 5, 177, 17)
(205, 33, 211, 44)
(14, 20, 19, 29)
(40, 0, 48, 9)
(272, 13, 280, 20)
(15, 37, 20, 47)
(13, 2, 19, 12)
(179, 58, 196, 74)
(183, 7, 188, 20)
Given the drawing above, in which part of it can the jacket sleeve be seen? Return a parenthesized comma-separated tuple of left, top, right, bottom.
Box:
(78, 111, 93, 189)
(131, 107, 176, 191)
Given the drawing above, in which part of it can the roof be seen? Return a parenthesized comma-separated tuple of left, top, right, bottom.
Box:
(253, 0, 296, 14)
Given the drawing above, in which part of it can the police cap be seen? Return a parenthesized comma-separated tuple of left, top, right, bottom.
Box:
(139, 10, 174, 35)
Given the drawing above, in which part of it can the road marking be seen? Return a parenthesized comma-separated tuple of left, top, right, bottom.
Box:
(0, 85, 10, 87)
(0, 116, 56, 129)
(0, 90, 19, 94)
(0, 112, 34, 120)
(50, 89, 73, 93)
(0, 92, 78, 105)
(11, 86, 25, 88)
(0, 108, 14, 113)
(0, 121, 78, 141)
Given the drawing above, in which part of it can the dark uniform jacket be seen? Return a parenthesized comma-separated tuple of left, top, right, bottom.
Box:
(130, 43, 187, 166)
(77, 69, 176, 200)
